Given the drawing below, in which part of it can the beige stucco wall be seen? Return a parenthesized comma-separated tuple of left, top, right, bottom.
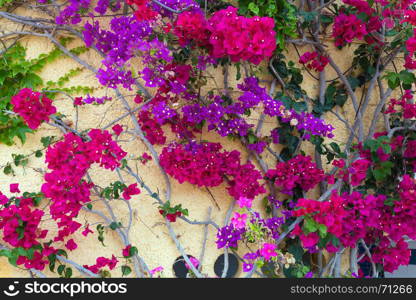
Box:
(0, 5, 393, 277)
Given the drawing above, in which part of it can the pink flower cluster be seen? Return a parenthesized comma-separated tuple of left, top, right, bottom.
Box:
(0, 195, 53, 270)
(127, 0, 158, 21)
(265, 155, 324, 194)
(0, 197, 47, 249)
(173, 6, 276, 64)
(208, 6, 276, 64)
(299, 51, 329, 72)
(83, 255, 119, 274)
(404, 26, 416, 69)
(332, 13, 367, 47)
(385, 90, 416, 119)
(407, 29, 416, 57)
(41, 130, 127, 243)
(294, 178, 416, 272)
(17, 251, 50, 271)
(174, 11, 210, 47)
(259, 243, 278, 261)
(138, 111, 167, 145)
(122, 184, 141, 200)
(404, 140, 416, 159)
(343, 0, 372, 15)
(160, 142, 265, 200)
(345, 158, 371, 186)
(11, 88, 57, 130)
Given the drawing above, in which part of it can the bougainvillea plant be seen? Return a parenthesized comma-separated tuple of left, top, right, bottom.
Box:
(0, 0, 416, 279)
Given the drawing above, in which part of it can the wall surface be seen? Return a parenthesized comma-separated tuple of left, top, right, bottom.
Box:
(0, 4, 393, 278)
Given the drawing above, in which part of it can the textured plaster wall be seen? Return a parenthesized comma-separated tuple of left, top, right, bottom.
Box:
(0, 6, 393, 277)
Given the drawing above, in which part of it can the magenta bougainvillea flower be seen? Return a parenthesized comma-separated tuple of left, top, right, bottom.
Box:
(208, 6, 276, 64)
(160, 141, 265, 199)
(122, 245, 132, 258)
(266, 155, 324, 194)
(82, 225, 94, 237)
(0, 197, 47, 249)
(231, 212, 248, 229)
(83, 255, 119, 274)
(260, 243, 278, 261)
(122, 183, 141, 200)
(299, 51, 329, 72)
(332, 13, 367, 47)
(237, 197, 253, 209)
(11, 88, 56, 130)
(174, 11, 210, 47)
(9, 183, 20, 194)
(65, 239, 78, 251)
(112, 124, 123, 136)
(5, 0, 416, 279)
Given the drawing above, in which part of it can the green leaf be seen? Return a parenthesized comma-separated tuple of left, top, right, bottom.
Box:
(41, 136, 56, 147)
(21, 73, 43, 89)
(347, 77, 360, 90)
(48, 254, 56, 272)
(320, 15, 333, 24)
(329, 142, 341, 154)
(3, 163, 14, 176)
(130, 246, 138, 257)
(57, 249, 68, 258)
(57, 265, 65, 275)
(247, 132, 258, 144)
(64, 267, 73, 278)
(303, 217, 318, 234)
(121, 265, 132, 276)
(372, 161, 394, 181)
(317, 224, 327, 238)
(399, 70, 415, 85)
(13, 154, 28, 167)
(109, 222, 122, 230)
(247, 2, 260, 15)
(35, 150, 43, 158)
(385, 72, 400, 90)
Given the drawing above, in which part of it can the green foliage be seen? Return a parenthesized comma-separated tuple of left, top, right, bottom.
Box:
(121, 265, 132, 276)
(22, 192, 44, 206)
(158, 201, 189, 217)
(317, 233, 340, 249)
(2, 135, 58, 176)
(101, 181, 127, 200)
(372, 161, 394, 182)
(363, 135, 391, 161)
(246, 219, 266, 242)
(385, 70, 416, 90)
(96, 224, 106, 246)
(270, 54, 305, 99)
(0, 42, 91, 146)
(313, 82, 348, 116)
(0, 44, 51, 145)
(57, 265, 73, 278)
(309, 132, 345, 164)
(0, 0, 13, 7)
(46, 68, 84, 88)
(41, 135, 57, 147)
(109, 221, 123, 230)
(303, 216, 320, 235)
(0, 245, 42, 267)
(275, 123, 299, 161)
